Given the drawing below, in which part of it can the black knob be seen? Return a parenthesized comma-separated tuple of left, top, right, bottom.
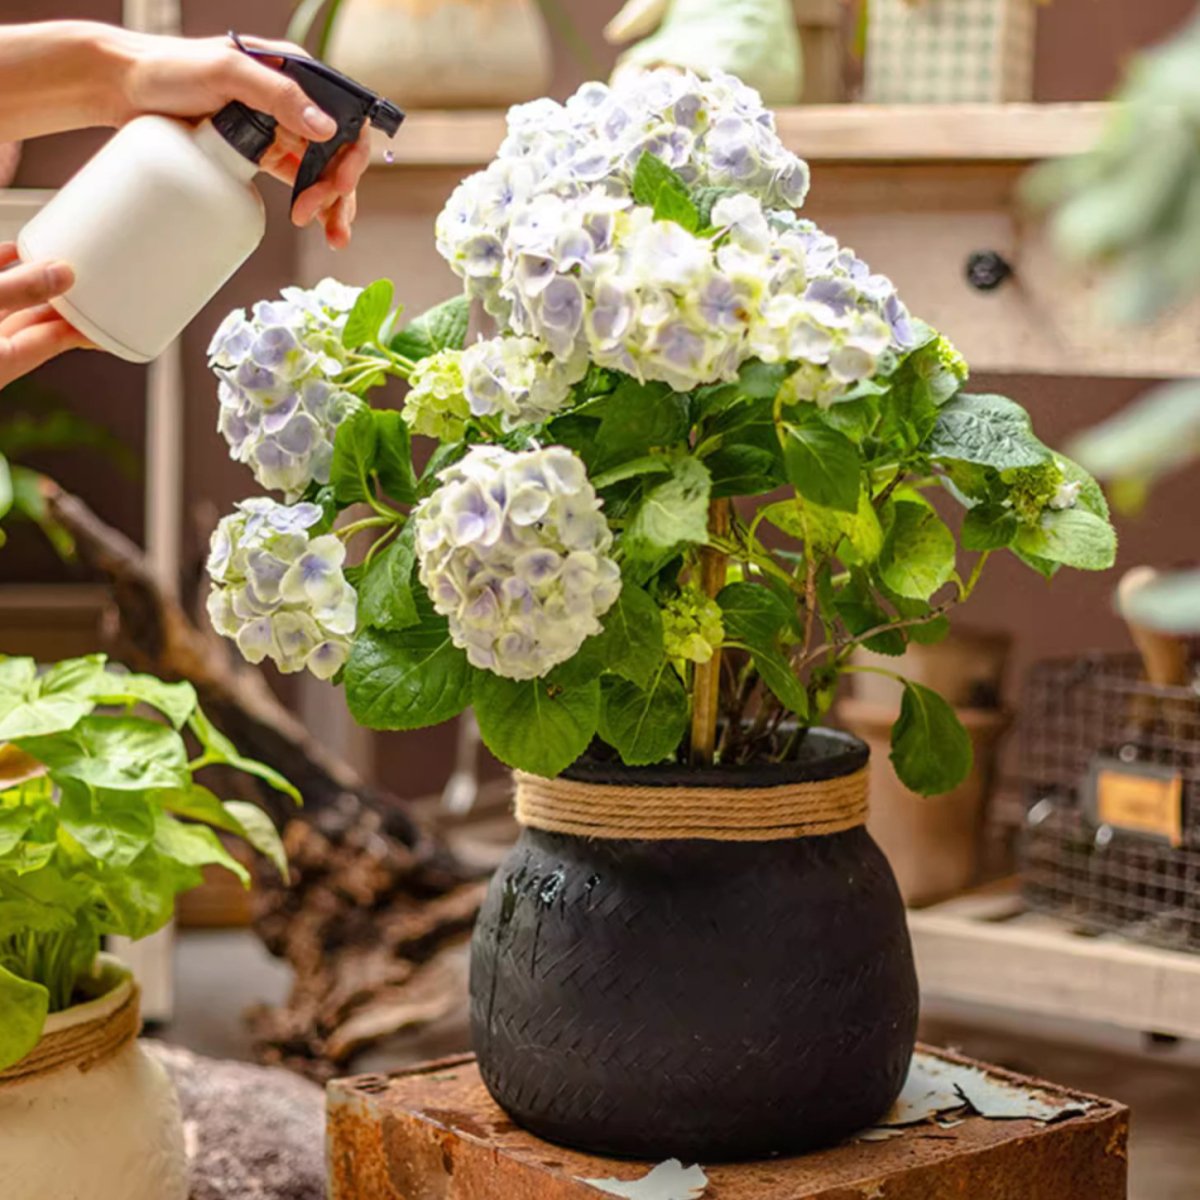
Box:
(966, 250, 1013, 292)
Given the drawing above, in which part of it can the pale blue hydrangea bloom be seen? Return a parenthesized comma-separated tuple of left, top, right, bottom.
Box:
(208, 278, 363, 500)
(414, 445, 621, 680)
(206, 498, 357, 680)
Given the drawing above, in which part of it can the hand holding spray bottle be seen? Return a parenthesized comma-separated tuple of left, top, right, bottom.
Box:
(18, 33, 404, 364)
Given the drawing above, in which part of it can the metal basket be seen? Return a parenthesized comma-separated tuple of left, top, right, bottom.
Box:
(1019, 653, 1200, 952)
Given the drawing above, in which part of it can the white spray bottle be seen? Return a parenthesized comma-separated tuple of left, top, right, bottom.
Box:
(17, 33, 404, 363)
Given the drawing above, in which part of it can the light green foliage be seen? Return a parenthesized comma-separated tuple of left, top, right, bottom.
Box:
(0, 655, 293, 1070)
(890, 681, 975, 797)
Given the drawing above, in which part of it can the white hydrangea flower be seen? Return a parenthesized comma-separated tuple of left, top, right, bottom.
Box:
(403, 349, 470, 440)
(434, 73, 915, 399)
(460, 337, 588, 429)
(206, 498, 357, 680)
(208, 278, 363, 500)
(414, 445, 621, 680)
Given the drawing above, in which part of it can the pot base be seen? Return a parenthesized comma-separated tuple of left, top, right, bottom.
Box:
(470, 824, 918, 1162)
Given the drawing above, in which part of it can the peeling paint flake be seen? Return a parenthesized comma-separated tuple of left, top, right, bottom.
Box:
(582, 1159, 709, 1199)
(872, 1053, 1092, 1131)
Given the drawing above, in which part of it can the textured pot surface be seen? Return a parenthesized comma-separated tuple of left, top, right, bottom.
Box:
(470, 731, 919, 1161)
(0, 956, 188, 1200)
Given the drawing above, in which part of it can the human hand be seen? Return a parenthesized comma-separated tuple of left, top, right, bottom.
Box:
(110, 31, 369, 249)
(0, 245, 88, 389)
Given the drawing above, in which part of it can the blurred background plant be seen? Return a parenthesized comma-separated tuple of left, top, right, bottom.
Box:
(1029, 5, 1200, 635)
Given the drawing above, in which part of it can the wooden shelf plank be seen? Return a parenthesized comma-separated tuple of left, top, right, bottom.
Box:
(909, 883, 1200, 1040)
(373, 103, 1112, 169)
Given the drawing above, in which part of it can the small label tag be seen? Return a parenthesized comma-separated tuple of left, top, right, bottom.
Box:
(1088, 759, 1184, 847)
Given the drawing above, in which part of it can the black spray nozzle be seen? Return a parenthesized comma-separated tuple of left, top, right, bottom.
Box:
(219, 32, 404, 211)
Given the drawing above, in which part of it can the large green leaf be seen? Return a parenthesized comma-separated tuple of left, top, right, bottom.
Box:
(783, 421, 861, 513)
(357, 524, 419, 632)
(0, 656, 94, 741)
(567, 584, 664, 688)
(878, 501, 957, 600)
(961, 503, 1019, 551)
(222, 801, 289, 880)
(342, 278, 394, 349)
(625, 457, 711, 558)
(95, 847, 202, 941)
(763, 492, 883, 564)
(58, 782, 155, 868)
(329, 404, 377, 505)
(1016, 507, 1117, 571)
(597, 666, 689, 766)
(344, 600, 473, 731)
(928, 394, 1052, 471)
(593, 381, 690, 470)
(92, 673, 197, 730)
(706, 444, 781, 498)
(0, 964, 48, 1071)
(389, 296, 471, 361)
(17, 716, 188, 793)
(0, 805, 34, 856)
(39, 655, 107, 697)
(152, 811, 250, 885)
(372, 409, 417, 504)
(890, 680, 974, 797)
(473, 674, 600, 777)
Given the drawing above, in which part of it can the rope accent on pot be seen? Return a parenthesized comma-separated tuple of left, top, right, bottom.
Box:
(0, 980, 141, 1090)
(514, 767, 869, 841)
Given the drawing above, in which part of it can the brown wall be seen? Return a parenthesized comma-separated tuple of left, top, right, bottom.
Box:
(2, 1, 1198, 795)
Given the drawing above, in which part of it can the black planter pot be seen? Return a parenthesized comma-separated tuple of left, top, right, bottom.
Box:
(469, 729, 919, 1162)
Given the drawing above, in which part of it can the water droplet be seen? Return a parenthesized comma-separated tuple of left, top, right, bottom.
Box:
(538, 867, 566, 907)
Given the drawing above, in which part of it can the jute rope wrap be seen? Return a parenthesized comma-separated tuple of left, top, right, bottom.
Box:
(0, 980, 141, 1091)
(514, 767, 869, 842)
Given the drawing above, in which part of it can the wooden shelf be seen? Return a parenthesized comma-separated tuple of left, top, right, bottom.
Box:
(909, 882, 1200, 1040)
(372, 103, 1112, 170)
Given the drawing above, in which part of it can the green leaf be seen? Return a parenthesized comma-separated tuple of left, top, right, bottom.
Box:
(625, 457, 711, 558)
(40, 655, 107, 697)
(692, 185, 742, 227)
(342, 279, 394, 349)
(580, 584, 665, 688)
(890, 681, 974, 797)
(59, 781, 156, 868)
(705, 444, 780, 498)
(0, 806, 34, 856)
(734, 359, 791, 400)
(0, 964, 48, 1072)
(878, 501, 957, 600)
(344, 599, 473, 731)
(633, 152, 690, 208)
(92, 672, 197, 730)
(223, 801, 289, 880)
(653, 185, 701, 231)
(372, 409, 417, 503)
(597, 667, 689, 766)
(763, 492, 883, 563)
(0, 694, 93, 743)
(590, 456, 673, 490)
(718, 583, 808, 718)
(834, 575, 906, 657)
(152, 811, 250, 885)
(961, 503, 1020, 551)
(329, 404, 377, 505)
(18, 716, 188, 793)
(473, 674, 600, 777)
(783, 421, 862, 513)
(389, 296, 471, 361)
(357, 523, 419, 631)
(1016, 507, 1117, 571)
(594, 381, 690, 470)
(187, 708, 301, 805)
(96, 847, 201, 940)
(928, 394, 1053, 472)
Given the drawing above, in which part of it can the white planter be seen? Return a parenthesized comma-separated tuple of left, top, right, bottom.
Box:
(326, 0, 553, 110)
(864, 0, 1037, 104)
(0, 956, 188, 1200)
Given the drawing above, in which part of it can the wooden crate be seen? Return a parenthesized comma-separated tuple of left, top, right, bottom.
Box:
(327, 1049, 1128, 1199)
(910, 880, 1200, 1038)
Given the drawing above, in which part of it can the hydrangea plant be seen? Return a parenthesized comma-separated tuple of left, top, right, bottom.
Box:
(0, 656, 294, 1071)
(206, 70, 1117, 791)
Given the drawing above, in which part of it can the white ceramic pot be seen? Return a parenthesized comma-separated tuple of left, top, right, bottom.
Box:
(0, 956, 188, 1200)
(326, 0, 554, 110)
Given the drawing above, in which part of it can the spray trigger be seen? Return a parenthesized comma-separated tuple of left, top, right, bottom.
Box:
(227, 31, 404, 212)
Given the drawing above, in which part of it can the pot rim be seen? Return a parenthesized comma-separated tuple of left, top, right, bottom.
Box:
(40, 953, 133, 1037)
(564, 726, 869, 790)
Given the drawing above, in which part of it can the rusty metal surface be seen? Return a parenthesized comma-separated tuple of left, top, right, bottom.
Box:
(327, 1049, 1129, 1200)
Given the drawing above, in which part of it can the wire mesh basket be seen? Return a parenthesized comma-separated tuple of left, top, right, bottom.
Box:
(1019, 653, 1200, 952)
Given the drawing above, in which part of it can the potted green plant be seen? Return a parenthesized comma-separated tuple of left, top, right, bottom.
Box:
(202, 69, 1114, 1159)
(0, 655, 294, 1200)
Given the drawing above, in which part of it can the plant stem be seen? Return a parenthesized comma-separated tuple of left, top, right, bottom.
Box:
(690, 499, 730, 766)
